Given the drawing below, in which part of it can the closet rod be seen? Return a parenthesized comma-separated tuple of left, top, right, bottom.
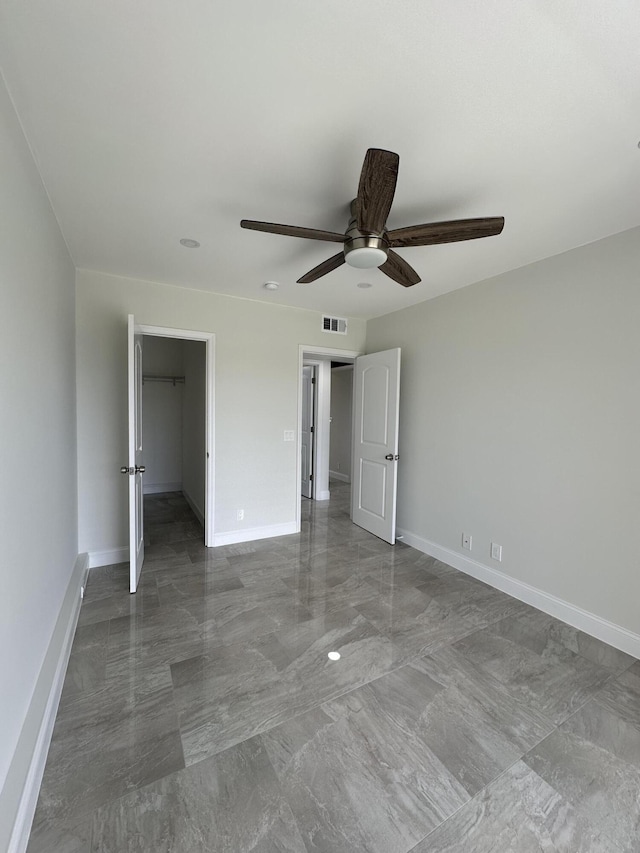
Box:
(142, 375, 185, 385)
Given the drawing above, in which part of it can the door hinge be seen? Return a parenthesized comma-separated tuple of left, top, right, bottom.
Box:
(311, 377, 316, 384)
(310, 426, 315, 433)
(310, 474, 313, 481)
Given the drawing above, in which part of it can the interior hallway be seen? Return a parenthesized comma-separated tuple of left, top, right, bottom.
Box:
(27, 483, 640, 852)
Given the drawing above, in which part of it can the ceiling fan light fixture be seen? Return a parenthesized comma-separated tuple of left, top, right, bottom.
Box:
(241, 148, 504, 288)
(344, 246, 387, 269)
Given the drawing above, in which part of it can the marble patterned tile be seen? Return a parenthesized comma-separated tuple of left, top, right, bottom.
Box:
(171, 606, 403, 764)
(361, 560, 440, 593)
(140, 550, 194, 572)
(83, 563, 130, 596)
(492, 607, 636, 674)
(415, 570, 534, 629)
(77, 568, 160, 628)
(29, 482, 638, 853)
(451, 615, 616, 725)
(408, 759, 619, 853)
(197, 577, 314, 645)
(105, 603, 213, 670)
(560, 695, 640, 773)
(30, 662, 185, 845)
(145, 519, 203, 545)
(27, 813, 92, 853)
(525, 703, 640, 851)
(57, 619, 110, 703)
(281, 570, 380, 616)
(155, 566, 244, 601)
(592, 659, 640, 729)
(90, 737, 307, 853)
(261, 698, 469, 853)
(410, 648, 555, 792)
(354, 584, 477, 660)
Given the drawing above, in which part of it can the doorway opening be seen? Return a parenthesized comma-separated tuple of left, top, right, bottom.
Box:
(296, 345, 360, 533)
(295, 344, 402, 545)
(141, 335, 206, 548)
(127, 318, 215, 592)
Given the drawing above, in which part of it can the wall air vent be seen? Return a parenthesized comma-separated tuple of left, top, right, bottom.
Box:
(322, 315, 348, 335)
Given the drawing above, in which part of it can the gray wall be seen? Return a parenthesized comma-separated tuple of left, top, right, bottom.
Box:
(142, 336, 185, 491)
(366, 226, 640, 635)
(329, 367, 353, 480)
(75, 268, 366, 553)
(182, 340, 206, 518)
(0, 77, 77, 839)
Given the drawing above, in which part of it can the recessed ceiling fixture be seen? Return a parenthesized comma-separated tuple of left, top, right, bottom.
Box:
(328, 651, 341, 661)
(179, 238, 200, 248)
(357, 282, 372, 289)
(263, 281, 279, 290)
(241, 148, 505, 287)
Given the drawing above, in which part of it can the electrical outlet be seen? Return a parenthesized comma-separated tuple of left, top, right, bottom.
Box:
(462, 533, 472, 551)
(491, 542, 502, 561)
(237, 509, 244, 521)
(283, 430, 295, 442)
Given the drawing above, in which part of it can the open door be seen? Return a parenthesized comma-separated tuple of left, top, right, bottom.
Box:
(351, 348, 401, 544)
(301, 365, 315, 499)
(125, 314, 145, 592)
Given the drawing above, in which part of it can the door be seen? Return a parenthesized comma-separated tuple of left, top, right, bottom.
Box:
(300, 365, 315, 498)
(126, 314, 145, 592)
(351, 348, 401, 544)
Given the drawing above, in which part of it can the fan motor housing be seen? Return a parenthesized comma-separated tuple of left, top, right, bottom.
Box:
(344, 208, 389, 268)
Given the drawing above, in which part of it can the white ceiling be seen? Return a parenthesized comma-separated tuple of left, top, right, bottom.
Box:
(1, 0, 639, 319)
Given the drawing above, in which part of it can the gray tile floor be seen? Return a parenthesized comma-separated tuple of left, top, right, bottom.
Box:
(28, 484, 640, 852)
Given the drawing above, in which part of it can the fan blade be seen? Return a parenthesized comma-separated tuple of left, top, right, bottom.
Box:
(297, 252, 346, 284)
(241, 220, 344, 243)
(388, 216, 505, 248)
(356, 149, 399, 235)
(379, 250, 421, 287)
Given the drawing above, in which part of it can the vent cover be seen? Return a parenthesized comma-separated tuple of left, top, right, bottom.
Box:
(322, 315, 348, 335)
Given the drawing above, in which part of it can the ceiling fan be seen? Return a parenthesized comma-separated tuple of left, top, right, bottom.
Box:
(241, 148, 505, 288)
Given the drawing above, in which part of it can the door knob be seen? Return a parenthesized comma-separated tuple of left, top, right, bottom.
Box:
(135, 465, 145, 474)
(121, 466, 133, 474)
(385, 454, 399, 461)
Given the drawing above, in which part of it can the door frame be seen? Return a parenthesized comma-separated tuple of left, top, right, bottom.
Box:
(295, 344, 362, 533)
(300, 363, 316, 500)
(137, 323, 215, 546)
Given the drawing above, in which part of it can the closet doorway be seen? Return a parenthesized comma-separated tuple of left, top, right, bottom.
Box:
(142, 334, 207, 527)
(126, 318, 215, 591)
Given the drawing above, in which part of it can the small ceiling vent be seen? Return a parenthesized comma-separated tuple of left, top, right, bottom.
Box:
(322, 315, 348, 335)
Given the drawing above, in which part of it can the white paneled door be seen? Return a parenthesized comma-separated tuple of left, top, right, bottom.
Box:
(351, 348, 401, 544)
(127, 314, 145, 592)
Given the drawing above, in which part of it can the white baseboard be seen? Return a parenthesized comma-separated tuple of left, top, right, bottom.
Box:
(329, 470, 350, 483)
(315, 490, 331, 501)
(87, 547, 128, 568)
(3, 554, 88, 853)
(182, 489, 204, 527)
(143, 482, 181, 495)
(397, 528, 640, 660)
(212, 521, 297, 547)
